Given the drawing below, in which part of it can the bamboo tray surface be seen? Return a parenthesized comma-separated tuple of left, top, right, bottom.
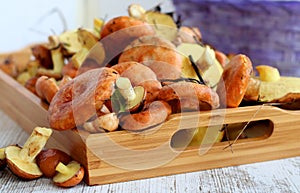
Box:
(0, 69, 300, 185)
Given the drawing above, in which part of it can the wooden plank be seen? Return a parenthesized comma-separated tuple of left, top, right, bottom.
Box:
(0, 69, 89, 169)
(0, 70, 49, 131)
(1, 68, 300, 186)
(84, 105, 300, 185)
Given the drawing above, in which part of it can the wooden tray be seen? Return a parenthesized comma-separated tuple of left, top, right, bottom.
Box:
(1, 69, 300, 185)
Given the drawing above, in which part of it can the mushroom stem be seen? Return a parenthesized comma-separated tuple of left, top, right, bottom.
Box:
(48, 35, 64, 73)
(51, 47, 65, 73)
(116, 77, 136, 101)
(19, 127, 53, 162)
(83, 113, 119, 133)
(0, 148, 5, 160)
(36, 35, 64, 79)
(53, 161, 84, 187)
(55, 162, 70, 174)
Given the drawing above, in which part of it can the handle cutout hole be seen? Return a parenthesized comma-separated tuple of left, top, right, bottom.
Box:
(170, 119, 274, 150)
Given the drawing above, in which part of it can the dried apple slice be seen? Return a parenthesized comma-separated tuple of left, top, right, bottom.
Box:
(244, 77, 261, 101)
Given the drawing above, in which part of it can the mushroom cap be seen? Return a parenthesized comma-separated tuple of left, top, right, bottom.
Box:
(216, 54, 253, 108)
(48, 67, 119, 130)
(35, 76, 59, 104)
(119, 100, 172, 131)
(53, 161, 85, 188)
(118, 35, 183, 71)
(158, 82, 220, 111)
(271, 93, 300, 110)
(111, 61, 157, 86)
(100, 16, 154, 39)
(5, 146, 42, 180)
(36, 148, 71, 178)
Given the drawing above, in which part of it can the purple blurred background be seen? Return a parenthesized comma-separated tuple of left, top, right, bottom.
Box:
(173, 0, 300, 76)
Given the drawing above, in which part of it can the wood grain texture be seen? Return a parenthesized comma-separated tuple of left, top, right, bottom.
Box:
(0, 110, 299, 192)
(1, 69, 300, 186)
(84, 105, 300, 185)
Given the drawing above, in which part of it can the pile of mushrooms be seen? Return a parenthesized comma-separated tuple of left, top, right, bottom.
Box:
(1, 127, 85, 188)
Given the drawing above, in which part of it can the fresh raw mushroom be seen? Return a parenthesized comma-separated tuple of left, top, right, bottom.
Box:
(58, 75, 73, 89)
(111, 76, 172, 132)
(36, 148, 71, 178)
(61, 61, 78, 78)
(37, 36, 65, 80)
(48, 67, 119, 131)
(118, 100, 172, 132)
(35, 76, 59, 104)
(270, 93, 300, 110)
(128, 3, 146, 19)
(111, 62, 160, 105)
(53, 161, 85, 188)
(157, 81, 220, 112)
(71, 28, 103, 69)
(114, 77, 146, 112)
(58, 30, 82, 57)
(83, 112, 119, 133)
(175, 26, 202, 45)
(216, 54, 253, 108)
(0, 56, 18, 77)
(31, 44, 53, 69)
(5, 127, 52, 180)
(244, 77, 261, 102)
(24, 76, 39, 95)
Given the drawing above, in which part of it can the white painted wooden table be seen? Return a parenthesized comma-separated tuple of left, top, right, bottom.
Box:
(0, 109, 299, 193)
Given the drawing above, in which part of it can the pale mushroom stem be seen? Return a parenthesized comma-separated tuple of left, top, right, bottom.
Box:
(116, 77, 136, 101)
(47, 35, 64, 73)
(55, 162, 69, 174)
(51, 48, 65, 73)
(0, 148, 5, 160)
(19, 127, 53, 162)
